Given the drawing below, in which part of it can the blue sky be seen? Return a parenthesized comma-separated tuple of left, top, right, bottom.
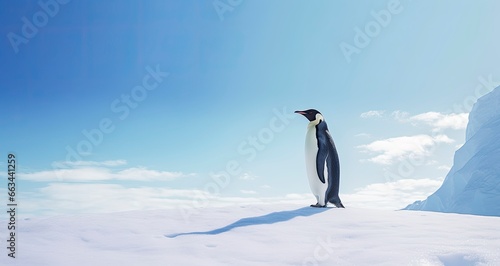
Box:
(2, 0, 500, 216)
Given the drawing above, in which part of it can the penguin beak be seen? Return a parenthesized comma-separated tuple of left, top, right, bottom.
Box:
(295, 110, 307, 115)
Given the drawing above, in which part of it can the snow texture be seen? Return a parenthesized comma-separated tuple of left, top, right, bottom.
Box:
(405, 86, 500, 216)
(1, 204, 499, 265)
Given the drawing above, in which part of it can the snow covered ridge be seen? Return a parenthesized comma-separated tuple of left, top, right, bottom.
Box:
(1, 204, 499, 265)
(405, 86, 500, 216)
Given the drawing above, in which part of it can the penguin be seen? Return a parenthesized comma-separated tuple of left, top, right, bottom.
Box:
(295, 109, 345, 208)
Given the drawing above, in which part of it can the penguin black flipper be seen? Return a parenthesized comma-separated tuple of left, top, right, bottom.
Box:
(315, 124, 328, 184)
(316, 121, 331, 184)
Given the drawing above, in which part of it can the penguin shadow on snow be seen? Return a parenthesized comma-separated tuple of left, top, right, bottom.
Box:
(165, 207, 330, 238)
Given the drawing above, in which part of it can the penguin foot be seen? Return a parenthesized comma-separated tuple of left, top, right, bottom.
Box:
(310, 203, 326, 208)
(334, 202, 345, 208)
(328, 199, 345, 208)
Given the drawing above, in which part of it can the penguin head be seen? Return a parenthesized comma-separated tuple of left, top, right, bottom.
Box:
(295, 109, 324, 123)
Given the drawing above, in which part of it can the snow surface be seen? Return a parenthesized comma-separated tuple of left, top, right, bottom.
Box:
(1, 204, 499, 265)
(405, 86, 500, 216)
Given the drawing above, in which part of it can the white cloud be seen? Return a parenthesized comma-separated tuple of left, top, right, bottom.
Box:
(360, 110, 385, 119)
(239, 173, 256, 181)
(20, 183, 211, 216)
(240, 190, 258, 195)
(391, 110, 410, 121)
(408, 112, 468, 131)
(117, 167, 193, 180)
(52, 160, 128, 168)
(21, 162, 194, 182)
(358, 134, 454, 165)
(365, 110, 470, 132)
(425, 160, 439, 166)
(18, 183, 308, 216)
(438, 165, 451, 171)
(342, 178, 442, 210)
(389, 110, 468, 131)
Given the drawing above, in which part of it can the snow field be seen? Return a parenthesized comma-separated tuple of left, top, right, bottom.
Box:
(1, 204, 499, 265)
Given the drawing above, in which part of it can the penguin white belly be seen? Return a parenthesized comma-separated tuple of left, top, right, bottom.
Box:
(304, 125, 329, 205)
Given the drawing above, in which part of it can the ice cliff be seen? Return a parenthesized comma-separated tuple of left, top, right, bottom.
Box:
(405, 86, 500, 216)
